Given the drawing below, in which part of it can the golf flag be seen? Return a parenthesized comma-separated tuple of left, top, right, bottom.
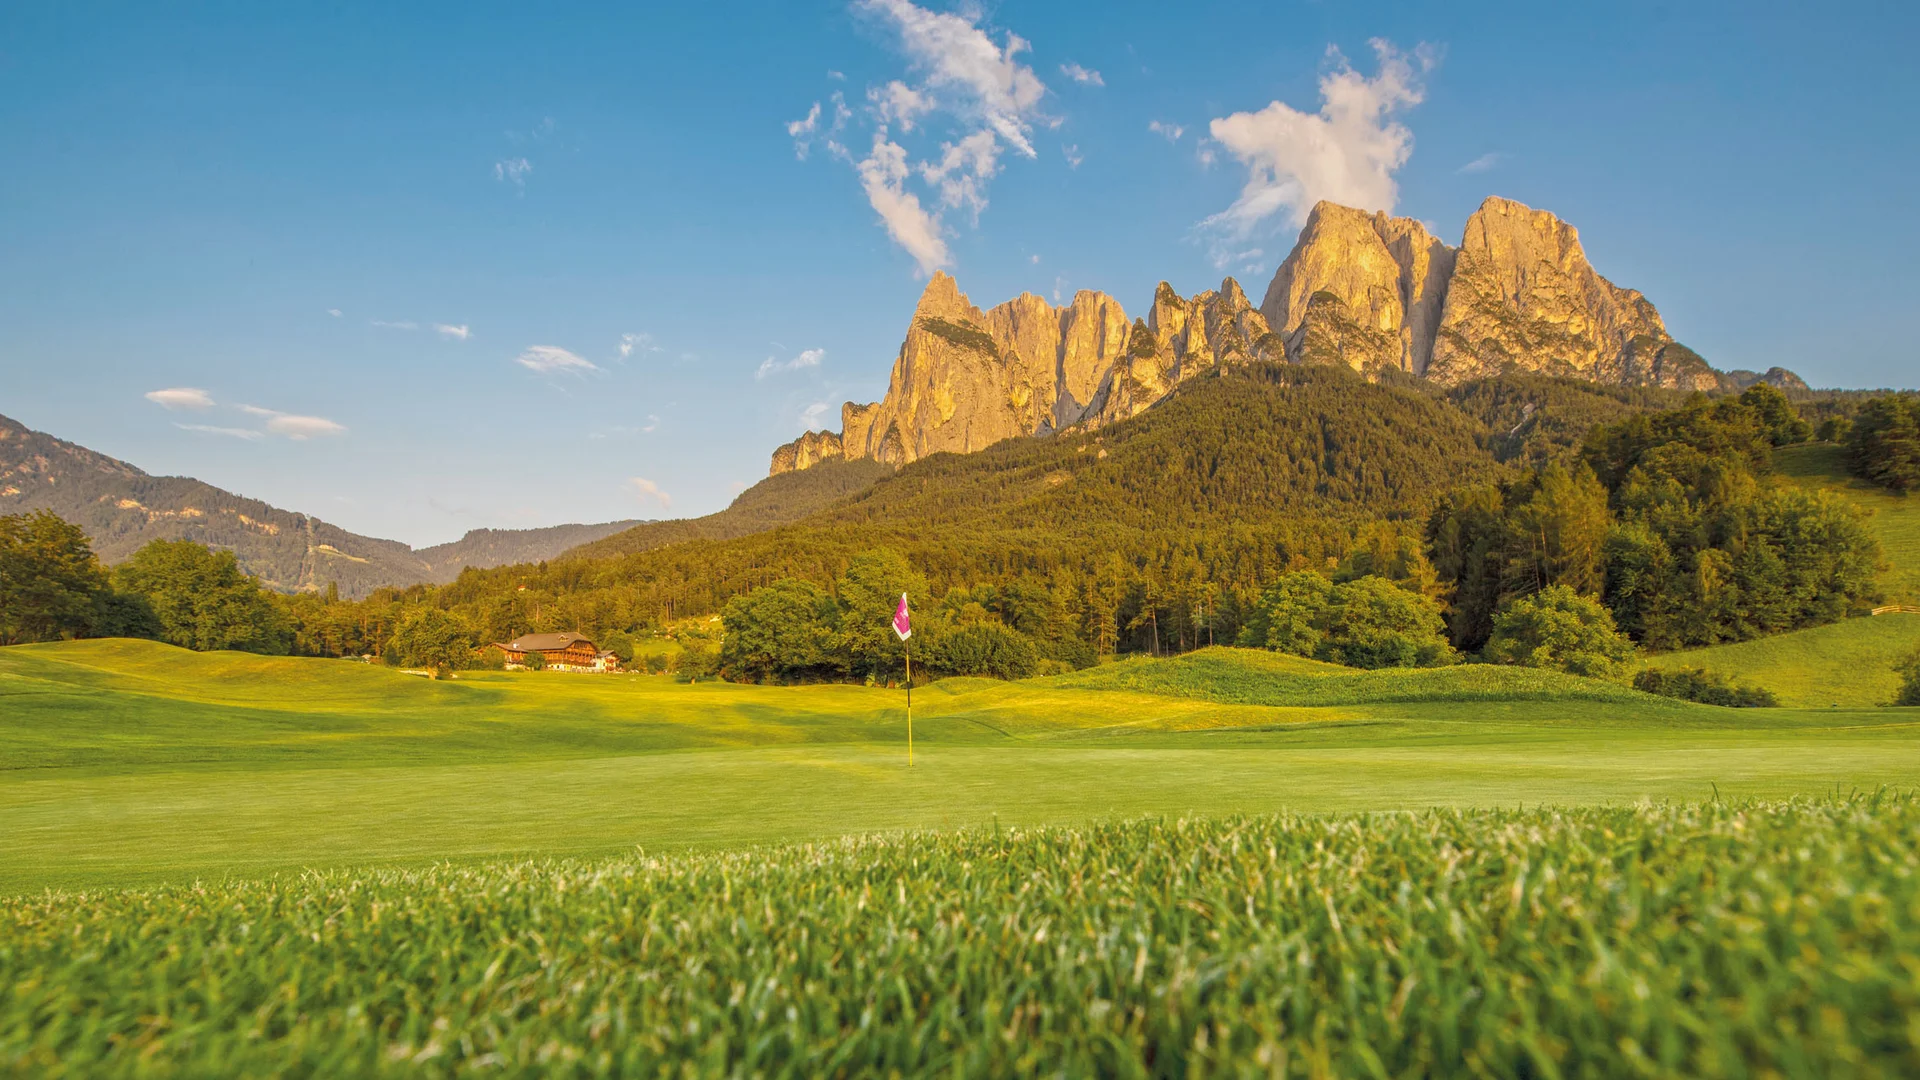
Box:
(892, 593, 911, 640)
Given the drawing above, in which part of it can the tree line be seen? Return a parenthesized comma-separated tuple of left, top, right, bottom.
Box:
(0, 377, 1894, 697)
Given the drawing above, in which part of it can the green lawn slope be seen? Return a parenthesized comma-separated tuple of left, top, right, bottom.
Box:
(1776, 441, 1920, 604)
(5, 638, 1917, 893)
(1638, 443, 1920, 706)
(1645, 614, 1920, 708)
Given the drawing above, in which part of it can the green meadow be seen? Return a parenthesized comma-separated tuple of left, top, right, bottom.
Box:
(5, 638, 1919, 894)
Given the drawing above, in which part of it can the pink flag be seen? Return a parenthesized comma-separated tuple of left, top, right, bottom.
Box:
(892, 593, 911, 640)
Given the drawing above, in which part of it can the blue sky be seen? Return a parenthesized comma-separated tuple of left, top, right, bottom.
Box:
(2, 1, 1914, 546)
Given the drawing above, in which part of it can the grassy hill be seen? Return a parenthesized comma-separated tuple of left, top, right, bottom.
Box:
(1635, 441, 1920, 706)
(5, 638, 1915, 893)
(1775, 441, 1920, 605)
(1645, 615, 1920, 708)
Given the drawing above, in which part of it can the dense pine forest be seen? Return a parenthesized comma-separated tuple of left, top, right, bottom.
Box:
(2, 367, 1903, 684)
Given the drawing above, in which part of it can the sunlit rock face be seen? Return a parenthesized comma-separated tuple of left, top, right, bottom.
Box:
(1424, 196, 1711, 389)
(768, 197, 1784, 475)
(1260, 201, 1454, 375)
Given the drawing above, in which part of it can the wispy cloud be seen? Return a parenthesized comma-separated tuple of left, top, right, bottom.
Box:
(1198, 39, 1435, 267)
(868, 80, 931, 130)
(618, 332, 659, 359)
(628, 477, 672, 510)
(433, 323, 471, 340)
(326, 308, 342, 318)
(371, 319, 419, 331)
(1062, 143, 1083, 169)
(494, 156, 532, 190)
(788, 93, 852, 160)
(1059, 62, 1103, 87)
(1456, 151, 1504, 174)
(175, 423, 263, 440)
(794, 0, 1051, 275)
(857, 134, 949, 274)
(1149, 120, 1185, 143)
(757, 347, 825, 380)
(642, 414, 660, 433)
(145, 387, 214, 410)
(237, 405, 346, 440)
(514, 345, 598, 375)
(799, 401, 834, 430)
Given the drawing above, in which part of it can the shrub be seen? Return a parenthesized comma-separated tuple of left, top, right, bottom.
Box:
(1845, 395, 1920, 493)
(928, 622, 1040, 680)
(1894, 648, 1920, 707)
(386, 609, 478, 676)
(1239, 572, 1451, 669)
(1633, 667, 1779, 707)
(1485, 586, 1636, 678)
(111, 539, 290, 654)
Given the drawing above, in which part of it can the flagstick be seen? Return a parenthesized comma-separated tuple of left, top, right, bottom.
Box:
(905, 634, 914, 768)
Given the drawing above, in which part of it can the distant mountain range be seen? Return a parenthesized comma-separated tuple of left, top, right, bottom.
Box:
(769, 195, 1808, 476)
(0, 413, 642, 598)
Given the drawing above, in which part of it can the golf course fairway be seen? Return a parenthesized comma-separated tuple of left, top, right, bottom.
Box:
(5, 638, 1917, 894)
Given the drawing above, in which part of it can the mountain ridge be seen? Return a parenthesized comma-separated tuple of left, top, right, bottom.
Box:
(769, 195, 1793, 477)
(0, 413, 640, 598)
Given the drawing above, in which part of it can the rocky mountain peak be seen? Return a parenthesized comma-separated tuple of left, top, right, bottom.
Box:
(764, 195, 1797, 476)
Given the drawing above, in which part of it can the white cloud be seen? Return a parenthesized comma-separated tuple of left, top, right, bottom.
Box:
(494, 156, 532, 189)
(618, 332, 659, 359)
(145, 387, 214, 410)
(1457, 151, 1503, 174)
(434, 323, 471, 340)
(1149, 120, 1185, 143)
(372, 319, 419, 331)
(628, 477, 672, 509)
(789, 92, 852, 160)
(828, 69, 846, 81)
(799, 401, 833, 430)
(642, 414, 660, 433)
(175, 423, 262, 440)
(787, 101, 822, 158)
(514, 345, 599, 375)
(1062, 143, 1082, 169)
(326, 308, 342, 318)
(857, 134, 949, 274)
(1199, 39, 1434, 264)
(237, 405, 346, 440)
(756, 347, 826, 380)
(1029, 253, 1040, 265)
(868, 80, 931, 130)
(857, 0, 1049, 157)
(919, 129, 999, 222)
(803, 0, 1049, 273)
(1196, 142, 1217, 168)
(1059, 62, 1103, 87)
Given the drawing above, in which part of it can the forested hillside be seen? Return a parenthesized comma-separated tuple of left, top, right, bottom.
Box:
(351, 366, 1655, 655)
(0, 413, 639, 597)
(567, 458, 893, 560)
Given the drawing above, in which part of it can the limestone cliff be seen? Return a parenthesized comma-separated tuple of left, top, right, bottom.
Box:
(768, 274, 1276, 474)
(767, 196, 1801, 476)
(1424, 197, 1713, 389)
(1259, 201, 1454, 374)
(768, 274, 1130, 474)
(1088, 278, 1281, 426)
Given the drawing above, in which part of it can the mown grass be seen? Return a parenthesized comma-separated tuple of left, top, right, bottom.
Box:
(1776, 441, 1920, 604)
(1648, 613, 1920, 708)
(6, 797, 1919, 1077)
(6, 638, 1920, 893)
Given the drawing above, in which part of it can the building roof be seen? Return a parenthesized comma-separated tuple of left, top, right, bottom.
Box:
(501, 632, 596, 652)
